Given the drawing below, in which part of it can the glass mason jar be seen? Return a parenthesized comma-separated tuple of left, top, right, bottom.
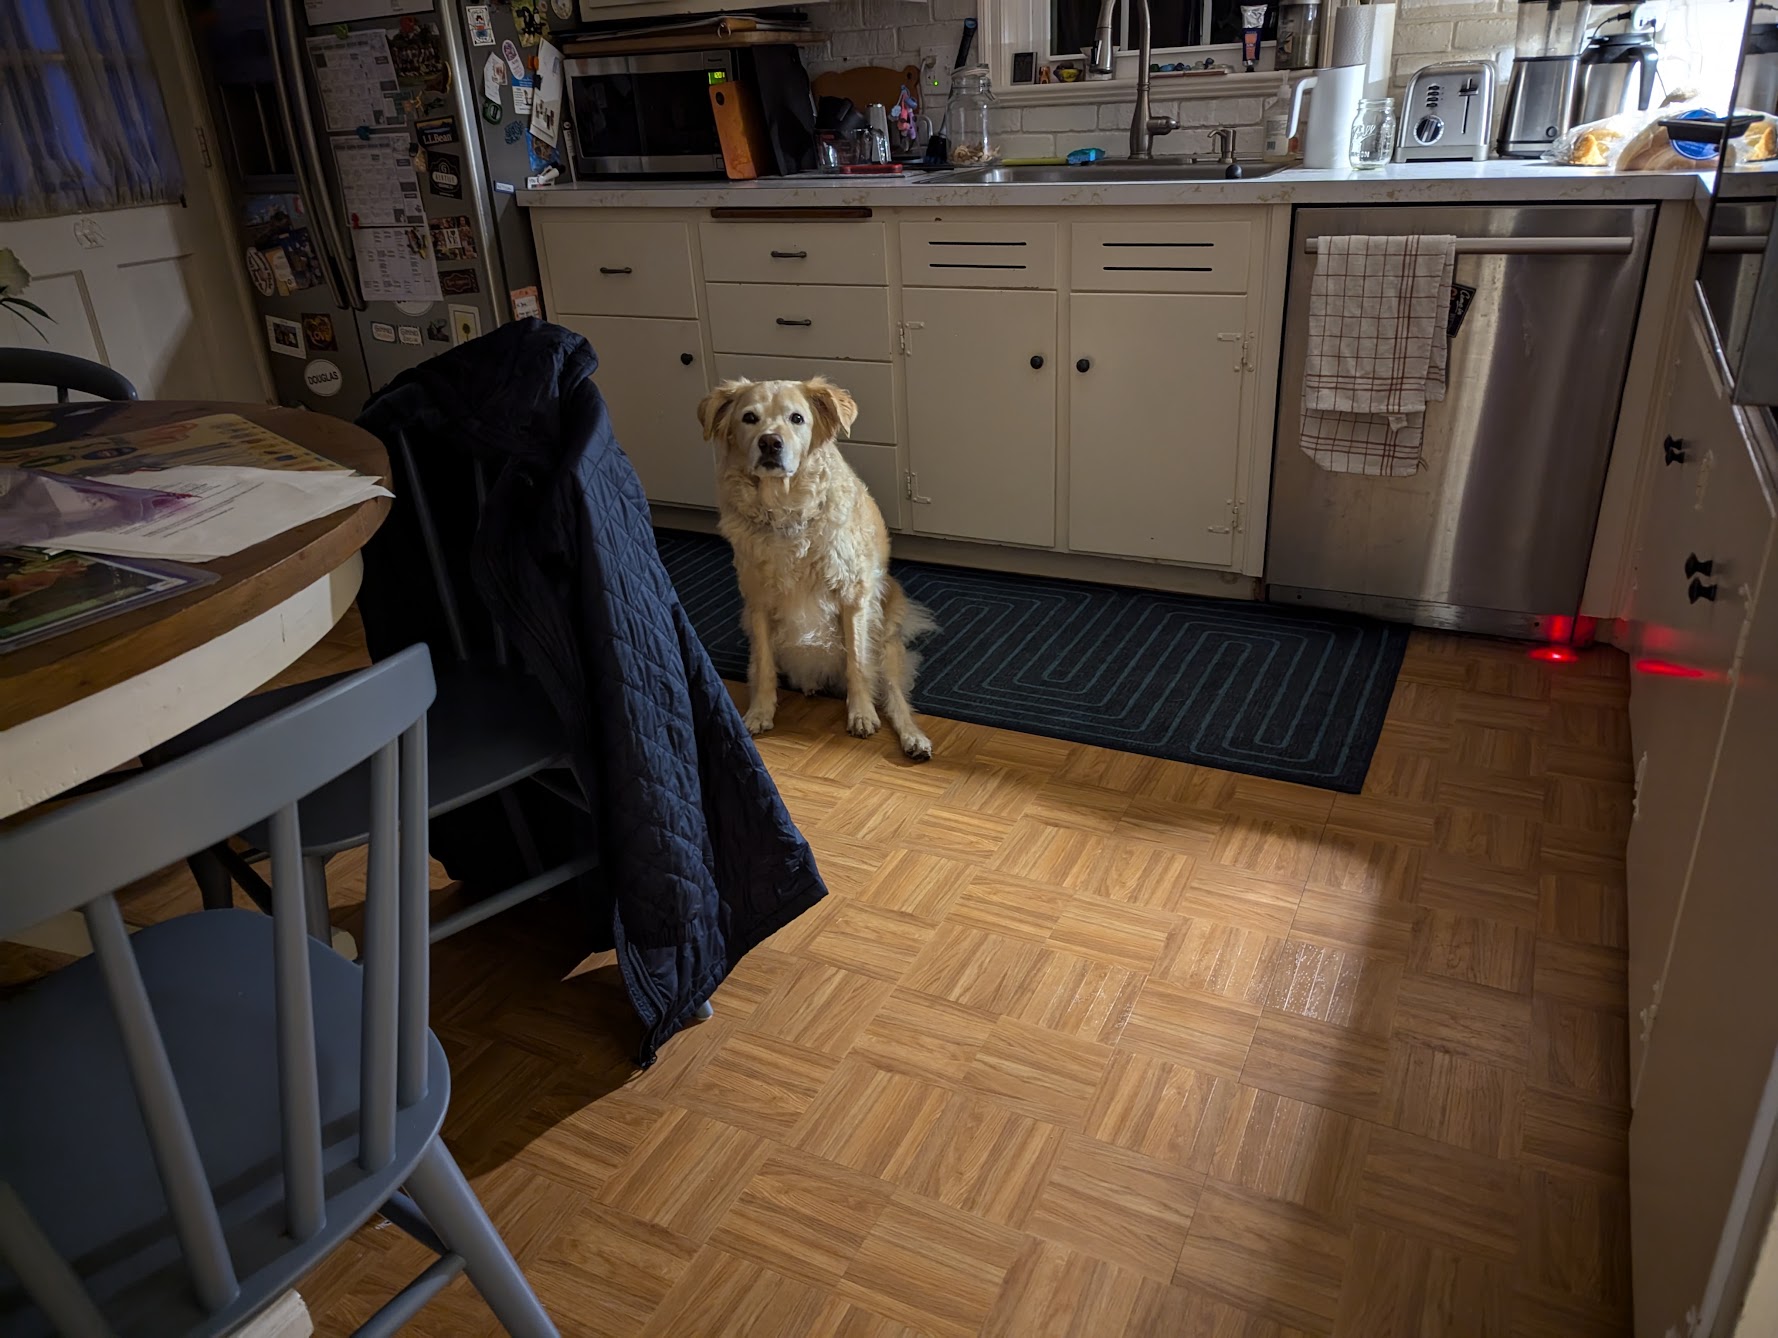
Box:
(948, 66, 1001, 166)
(1349, 97, 1397, 169)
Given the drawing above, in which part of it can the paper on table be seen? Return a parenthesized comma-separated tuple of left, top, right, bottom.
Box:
(47, 466, 391, 563)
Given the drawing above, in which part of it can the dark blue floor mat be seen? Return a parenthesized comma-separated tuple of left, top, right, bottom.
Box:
(655, 528, 1406, 794)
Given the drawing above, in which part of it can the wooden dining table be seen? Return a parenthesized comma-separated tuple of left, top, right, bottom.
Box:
(0, 400, 391, 821)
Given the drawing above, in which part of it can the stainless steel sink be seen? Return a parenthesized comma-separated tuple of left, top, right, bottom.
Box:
(944, 160, 1283, 184)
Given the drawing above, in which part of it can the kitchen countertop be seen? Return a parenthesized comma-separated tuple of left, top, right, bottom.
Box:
(519, 158, 1712, 209)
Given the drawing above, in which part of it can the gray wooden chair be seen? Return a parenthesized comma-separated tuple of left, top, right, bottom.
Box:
(0, 645, 557, 1337)
(0, 348, 138, 402)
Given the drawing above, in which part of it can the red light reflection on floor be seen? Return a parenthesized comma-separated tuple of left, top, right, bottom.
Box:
(1634, 658, 1707, 679)
(1529, 646, 1578, 664)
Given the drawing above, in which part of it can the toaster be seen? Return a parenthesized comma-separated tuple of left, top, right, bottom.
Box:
(1397, 60, 1496, 162)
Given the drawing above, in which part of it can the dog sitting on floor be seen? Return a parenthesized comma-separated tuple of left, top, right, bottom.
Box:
(696, 376, 934, 761)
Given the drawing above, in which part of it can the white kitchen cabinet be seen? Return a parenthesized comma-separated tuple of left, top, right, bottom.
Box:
(903, 287, 1058, 548)
(1630, 507, 1778, 1338)
(1625, 311, 1777, 1095)
(1069, 293, 1247, 566)
(556, 314, 714, 509)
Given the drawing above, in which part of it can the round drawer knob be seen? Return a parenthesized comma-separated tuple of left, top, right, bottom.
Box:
(1076, 357, 1091, 373)
(680, 353, 694, 365)
(1030, 355, 1044, 369)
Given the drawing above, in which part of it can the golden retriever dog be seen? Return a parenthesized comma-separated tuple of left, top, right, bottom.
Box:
(697, 376, 934, 761)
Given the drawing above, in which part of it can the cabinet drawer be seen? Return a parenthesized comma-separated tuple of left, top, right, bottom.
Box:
(712, 354, 896, 446)
(706, 283, 894, 360)
(901, 222, 1057, 289)
(700, 221, 887, 286)
(538, 216, 697, 318)
(1072, 221, 1251, 294)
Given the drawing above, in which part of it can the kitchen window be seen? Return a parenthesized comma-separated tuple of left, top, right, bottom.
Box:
(1048, 0, 1276, 63)
(0, 0, 184, 220)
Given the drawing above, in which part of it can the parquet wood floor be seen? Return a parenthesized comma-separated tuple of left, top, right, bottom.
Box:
(6, 615, 1635, 1336)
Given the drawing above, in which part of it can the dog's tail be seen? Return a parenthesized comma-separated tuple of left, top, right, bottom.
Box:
(885, 577, 937, 644)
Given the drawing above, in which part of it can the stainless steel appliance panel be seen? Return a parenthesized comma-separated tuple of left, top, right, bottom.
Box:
(1266, 202, 1655, 637)
(566, 51, 734, 176)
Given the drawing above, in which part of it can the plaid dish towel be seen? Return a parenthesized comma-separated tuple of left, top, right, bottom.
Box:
(1300, 234, 1457, 477)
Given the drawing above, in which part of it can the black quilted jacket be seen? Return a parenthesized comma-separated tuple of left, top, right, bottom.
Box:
(358, 320, 826, 1064)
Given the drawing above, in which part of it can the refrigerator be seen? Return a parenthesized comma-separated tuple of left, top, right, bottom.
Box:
(186, 0, 556, 417)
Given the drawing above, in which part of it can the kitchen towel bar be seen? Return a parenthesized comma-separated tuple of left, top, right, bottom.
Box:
(1302, 236, 1634, 255)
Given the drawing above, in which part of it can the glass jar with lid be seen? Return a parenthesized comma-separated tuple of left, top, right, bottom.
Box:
(1349, 97, 1397, 168)
(948, 66, 1001, 165)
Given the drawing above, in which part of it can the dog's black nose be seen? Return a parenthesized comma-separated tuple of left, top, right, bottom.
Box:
(758, 433, 783, 455)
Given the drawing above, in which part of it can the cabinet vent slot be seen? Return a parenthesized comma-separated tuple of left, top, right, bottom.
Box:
(926, 240, 1029, 247)
(1102, 265, 1213, 273)
(928, 263, 1029, 270)
(1100, 241, 1212, 248)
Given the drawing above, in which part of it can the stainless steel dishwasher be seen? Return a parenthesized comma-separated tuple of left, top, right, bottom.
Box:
(1266, 202, 1656, 639)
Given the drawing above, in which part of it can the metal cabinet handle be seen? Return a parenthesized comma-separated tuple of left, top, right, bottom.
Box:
(599, 266, 632, 275)
(1076, 358, 1091, 373)
(1685, 553, 1715, 578)
(770, 250, 808, 259)
(1689, 576, 1719, 603)
(776, 318, 813, 327)
(1663, 436, 1686, 465)
(680, 353, 694, 365)
(1030, 355, 1044, 369)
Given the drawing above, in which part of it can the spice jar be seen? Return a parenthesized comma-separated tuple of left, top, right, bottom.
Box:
(948, 66, 1001, 165)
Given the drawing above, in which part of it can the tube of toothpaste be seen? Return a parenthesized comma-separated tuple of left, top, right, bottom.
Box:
(1242, 4, 1266, 71)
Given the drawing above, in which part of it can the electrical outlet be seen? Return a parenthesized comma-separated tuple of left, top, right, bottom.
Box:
(919, 46, 949, 97)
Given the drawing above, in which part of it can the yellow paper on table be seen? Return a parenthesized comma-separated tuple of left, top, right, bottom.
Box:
(2, 414, 345, 480)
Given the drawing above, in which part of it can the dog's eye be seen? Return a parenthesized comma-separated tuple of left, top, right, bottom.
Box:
(741, 411, 759, 424)
(789, 412, 805, 425)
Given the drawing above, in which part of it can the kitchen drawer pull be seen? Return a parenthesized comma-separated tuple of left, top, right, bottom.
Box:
(1030, 355, 1044, 369)
(770, 249, 808, 259)
(599, 266, 633, 275)
(775, 317, 813, 327)
(1685, 553, 1714, 578)
(1076, 357, 1091, 373)
(1303, 236, 1633, 256)
(1689, 576, 1720, 603)
(1663, 435, 1686, 465)
(680, 352, 695, 365)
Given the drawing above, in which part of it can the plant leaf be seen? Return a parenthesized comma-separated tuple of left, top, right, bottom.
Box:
(9, 297, 52, 321)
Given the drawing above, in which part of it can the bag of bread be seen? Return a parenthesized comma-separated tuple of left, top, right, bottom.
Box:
(1727, 114, 1777, 166)
(1617, 119, 1695, 171)
(1545, 111, 1646, 167)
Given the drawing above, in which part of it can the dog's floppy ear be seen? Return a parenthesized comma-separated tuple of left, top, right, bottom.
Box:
(803, 377, 859, 444)
(697, 379, 751, 441)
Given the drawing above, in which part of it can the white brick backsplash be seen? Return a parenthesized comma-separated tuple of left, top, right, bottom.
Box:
(989, 107, 1023, 133)
(993, 132, 1057, 156)
(1099, 100, 1135, 129)
(934, 0, 976, 19)
(1392, 19, 1458, 53)
(1024, 102, 1103, 131)
(1452, 16, 1515, 47)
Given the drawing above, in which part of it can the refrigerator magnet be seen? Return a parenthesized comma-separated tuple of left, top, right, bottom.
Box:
(396, 300, 434, 316)
(416, 115, 456, 146)
(303, 360, 343, 398)
(513, 4, 547, 47)
(550, 0, 573, 17)
(398, 325, 422, 345)
(483, 52, 505, 98)
(449, 305, 482, 345)
(429, 216, 477, 261)
(425, 318, 451, 342)
(511, 286, 542, 319)
(467, 5, 495, 45)
(266, 315, 304, 359)
(440, 269, 480, 296)
(511, 76, 533, 116)
(246, 248, 276, 298)
(300, 313, 339, 352)
(371, 321, 397, 343)
(502, 40, 525, 79)
(429, 152, 462, 200)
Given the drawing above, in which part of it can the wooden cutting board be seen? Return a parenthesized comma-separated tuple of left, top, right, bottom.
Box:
(811, 64, 921, 116)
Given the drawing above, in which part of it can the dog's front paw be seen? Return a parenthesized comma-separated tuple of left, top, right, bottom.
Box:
(847, 703, 881, 739)
(900, 730, 933, 762)
(742, 705, 776, 736)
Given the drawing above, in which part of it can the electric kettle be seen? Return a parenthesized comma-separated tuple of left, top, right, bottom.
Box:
(1576, 32, 1659, 123)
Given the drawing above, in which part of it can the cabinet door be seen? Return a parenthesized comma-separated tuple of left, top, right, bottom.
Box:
(1626, 328, 1776, 1094)
(1630, 529, 1778, 1338)
(903, 287, 1057, 548)
(1069, 292, 1246, 566)
(557, 315, 714, 509)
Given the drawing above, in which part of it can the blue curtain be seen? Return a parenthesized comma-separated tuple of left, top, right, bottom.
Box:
(0, 0, 185, 219)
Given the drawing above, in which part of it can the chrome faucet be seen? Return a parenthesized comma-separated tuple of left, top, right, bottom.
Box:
(1088, 0, 1179, 158)
(1208, 127, 1237, 164)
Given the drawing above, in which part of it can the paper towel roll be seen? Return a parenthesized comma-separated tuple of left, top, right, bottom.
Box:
(1328, 3, 1374, 69)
